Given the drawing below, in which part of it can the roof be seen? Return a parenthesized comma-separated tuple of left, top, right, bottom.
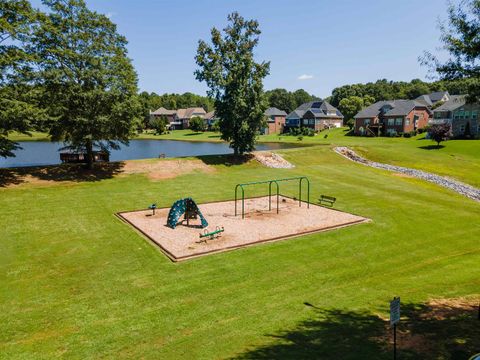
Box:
(433, 95, 467, 111)
(355, 100, 428, 118)
(151, 107, 176, 116)
(287, 101, 343, 119)
(204, 111, 216, 119)
(429, 91, 449, 103)
(176, 107, 206, 119)
(415, 91, 449, 105)
(265, 107, 287, 117)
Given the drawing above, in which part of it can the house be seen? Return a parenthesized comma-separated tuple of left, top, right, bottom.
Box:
(285, 101, 343, 132)
(175, 107, 207, 129)
(150, 107, 178, 128)
(354, 100, 431, 136)
(204, 111, 217, 129)
(415, 91, 450, 107)
(263, 107, 287, 134)
(431, 95, 480, 138)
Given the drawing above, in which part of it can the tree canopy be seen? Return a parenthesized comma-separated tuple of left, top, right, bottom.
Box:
(421, 0, 480, 102)
(195, 12, 270, 155)
(29, 0, 141, 168)
(0, 0, 43, 157)
(265, 88, 318, 114)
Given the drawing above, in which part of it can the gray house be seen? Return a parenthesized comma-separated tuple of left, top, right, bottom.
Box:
(285, 101, 343, 131)
(415, 91, 450, 107)
(431, 95, 480, 138)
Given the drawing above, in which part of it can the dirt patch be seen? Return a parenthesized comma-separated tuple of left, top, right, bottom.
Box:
(0, 158, 214, 188)
(121, 158, 214, 180)
(117, 196, 369, 261)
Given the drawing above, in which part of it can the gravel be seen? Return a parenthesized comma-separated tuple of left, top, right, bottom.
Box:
(254, 151, 295, 169)
(334, 146, 480, 202)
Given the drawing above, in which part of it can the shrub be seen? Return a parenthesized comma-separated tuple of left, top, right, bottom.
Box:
(150, 115, 169, 135)
(189, 116, 207, 132)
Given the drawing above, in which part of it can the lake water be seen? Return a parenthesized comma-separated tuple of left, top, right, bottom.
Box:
(0, 139, 295, 168)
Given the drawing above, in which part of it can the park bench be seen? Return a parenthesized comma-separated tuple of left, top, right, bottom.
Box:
(319, 195, 336, 207)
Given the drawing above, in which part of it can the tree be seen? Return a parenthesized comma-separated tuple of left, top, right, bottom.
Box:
(338, 96, 365, 123)
(292, 89, 318, 108)
(0, 0, 43, 158)
(195, 12, 270, 156)
(150, 115, 169, 135)
(265, 88, 296, 113)
(189, 116, 206, 132)
(428, 123, 452, 147)
(29, 0, 141, 169)
(421, 0, 480, 102)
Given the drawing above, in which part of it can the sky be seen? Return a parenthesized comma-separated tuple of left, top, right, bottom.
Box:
(50, 0, 451, 98)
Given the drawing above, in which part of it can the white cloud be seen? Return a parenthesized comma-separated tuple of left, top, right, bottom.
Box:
(298, 74, 314, 80)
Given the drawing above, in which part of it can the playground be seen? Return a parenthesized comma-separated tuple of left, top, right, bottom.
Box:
(118, 178, 369, 261)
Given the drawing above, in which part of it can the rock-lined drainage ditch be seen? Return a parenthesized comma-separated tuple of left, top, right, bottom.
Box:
(334, 146, 480, 202)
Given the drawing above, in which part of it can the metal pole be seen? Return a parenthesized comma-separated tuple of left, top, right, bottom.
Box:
(242, 186, 245, 219)
(299, 178, 302, 207)
(307, 178, 310, 208)
(235, 184, 239, 216)
(268, 181, 272, 211)
(393, 323, 397, 360)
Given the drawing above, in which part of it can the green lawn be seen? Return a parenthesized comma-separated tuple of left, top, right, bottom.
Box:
(1, 145, 479, 359)
(10, 128, 480, 187)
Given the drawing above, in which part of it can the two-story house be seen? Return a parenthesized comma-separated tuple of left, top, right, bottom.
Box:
(431, 95, 480, 138)
(415, 91, 450, 107)
(354, 100, 431, 136)
(175, 107, 207, 129)
(263, 107, 287, 134)
(285, 101, 343, 132)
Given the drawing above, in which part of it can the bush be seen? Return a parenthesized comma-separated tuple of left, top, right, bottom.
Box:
(150, 115, 169, 135)
(189, 116, 207, 132)
(210, 120, 220, 132)
(417, 127, 426, 134)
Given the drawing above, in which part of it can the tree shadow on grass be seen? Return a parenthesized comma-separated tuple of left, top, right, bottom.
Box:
(183, 132, 203, 136)
(197, 153, 254, 167)
(0, 162, 125, 187)
(418, 145, 445, 150)
(233, 299, 480, 360)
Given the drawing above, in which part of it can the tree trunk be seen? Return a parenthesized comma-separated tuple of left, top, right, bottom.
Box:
(86, 139, 94, 170)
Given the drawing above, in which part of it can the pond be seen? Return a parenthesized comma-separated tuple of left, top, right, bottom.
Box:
(0, 139, 296, 168)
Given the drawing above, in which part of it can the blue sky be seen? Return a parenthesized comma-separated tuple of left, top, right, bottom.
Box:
(54, 0, 451, 98)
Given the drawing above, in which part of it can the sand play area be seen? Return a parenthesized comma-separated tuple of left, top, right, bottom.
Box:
(118, 196, 369, 261)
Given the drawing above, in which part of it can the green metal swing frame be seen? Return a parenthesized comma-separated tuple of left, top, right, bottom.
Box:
(234, 176, 310, 219)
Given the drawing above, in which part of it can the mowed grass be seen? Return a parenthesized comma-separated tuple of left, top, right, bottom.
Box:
(1, 145, 479, 359)
(9, 128, 480, 187)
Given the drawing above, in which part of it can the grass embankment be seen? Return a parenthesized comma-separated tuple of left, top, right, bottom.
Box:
(1, 145, 479, 358)
(8, 128, 480, 187)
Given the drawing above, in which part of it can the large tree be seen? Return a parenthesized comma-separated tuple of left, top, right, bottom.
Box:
(422, 0, 480, 102)
(195, 12, 270, 155)
(0, 0, 42, 158)
(29, 0, 141, 168)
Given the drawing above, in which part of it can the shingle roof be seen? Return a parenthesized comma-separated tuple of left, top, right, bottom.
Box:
(289, 101, 343, 119)
(151, 107, 176, 116)
(265, 107, 287, 116)
(429, 91, 449, 103)
(355, 100, 428, 118)
(415, 95, 433, 106)
(204, 111, 216, 119)
(433, 95, 467, 111)
(176, 107, 206, 119)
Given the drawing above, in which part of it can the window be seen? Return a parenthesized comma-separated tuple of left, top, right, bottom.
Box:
(365, 119, 371, 125)
(309, 119, 315, 125)
(395, 118, 403, 126)
(387, 118, 394, 126)
(464, 111, 470, 118)
(459, 124, 465, 133)
(472, 111, 478, 119)
(406, 119, 410, 126)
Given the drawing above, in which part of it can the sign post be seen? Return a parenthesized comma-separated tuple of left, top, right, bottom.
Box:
(390, 297, 400, 360)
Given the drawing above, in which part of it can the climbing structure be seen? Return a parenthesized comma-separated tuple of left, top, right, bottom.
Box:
(167, 197, 208, 229)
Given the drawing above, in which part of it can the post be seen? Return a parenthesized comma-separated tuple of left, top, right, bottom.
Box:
(393, 323, 397, 360)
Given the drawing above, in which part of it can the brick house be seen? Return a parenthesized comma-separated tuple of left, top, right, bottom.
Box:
(285, 101, 343, 132)
(354, 100, 431, 136)
(150, 107, 178, 128)
(263, 107, 287, 134)
(175, 107, 207, 129)
(431, 95, 480, 138)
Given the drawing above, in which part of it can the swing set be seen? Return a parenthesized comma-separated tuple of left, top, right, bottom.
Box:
(234, 176, 310, 219)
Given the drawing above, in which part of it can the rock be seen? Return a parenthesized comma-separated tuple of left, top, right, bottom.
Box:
(334, 146, 480, 202)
